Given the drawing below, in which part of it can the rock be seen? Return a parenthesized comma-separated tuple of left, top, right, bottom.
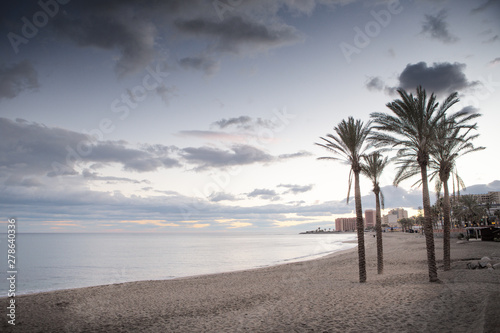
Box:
(479, 261, 489, 268)
(493, 263, 500, 270)
(481, 256, 491, 262)
(467, 260, 479, 269)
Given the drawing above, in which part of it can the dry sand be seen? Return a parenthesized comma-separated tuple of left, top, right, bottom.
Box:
(1, 232, 499, 332)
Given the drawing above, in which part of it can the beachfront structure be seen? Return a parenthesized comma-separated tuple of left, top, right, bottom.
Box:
(472, 191, 500, 206)
(335, 217, 358, 232)
(364, 210, 376, 228)
(452, 191, 500, 205)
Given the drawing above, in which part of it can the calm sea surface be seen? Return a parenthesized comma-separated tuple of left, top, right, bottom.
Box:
(0, 233, 356, 296)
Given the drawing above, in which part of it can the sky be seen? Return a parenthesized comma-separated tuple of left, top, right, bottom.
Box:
(1, 0, 499, 233)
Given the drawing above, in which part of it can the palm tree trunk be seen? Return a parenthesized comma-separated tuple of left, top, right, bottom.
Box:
(375, 191, 383, 274)
(354, 171, 367, 283)
(420, 165, 439, 282)
(443, 178, 451, 271)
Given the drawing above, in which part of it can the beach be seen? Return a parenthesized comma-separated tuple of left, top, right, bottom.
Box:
(2, 232, 499, 332)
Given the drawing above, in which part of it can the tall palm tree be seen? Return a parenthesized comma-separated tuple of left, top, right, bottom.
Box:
(390, 115, 483, 270)
(370, 86, 460, 282)
(316, 117, 371, 283)
(430, 115, 484, 270)
(361, 152, 389, 274)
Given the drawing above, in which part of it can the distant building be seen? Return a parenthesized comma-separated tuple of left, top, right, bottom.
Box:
(473, 191, 500, 205)
(382, 214, 398, 226)
(365, 210, 376, 228)
(382, 208, 408, 227)
(335, 217, 357, 232)
(452, 191, 500, 210)
(490, 192, 500, 205)
(388, 208, 408, 220)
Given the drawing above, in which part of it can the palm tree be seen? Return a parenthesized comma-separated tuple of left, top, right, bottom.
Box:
(361, 152, 389, 274)
(387, 115, 483, 270)
(370, 86, 460, 282)
(316, 117, 371, 283)
(458, 195, 486, 226)
(430, 115, 484, 270)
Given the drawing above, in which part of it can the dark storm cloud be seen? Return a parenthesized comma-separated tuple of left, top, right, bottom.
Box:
(174, 16, 301, 52)
(45, 0, 214, 76)
(0, 118, 181, 178)
(396, 62, 479, 95)
(0, 60, 39, 100)
(421, 9, 458, 44)
(0, 0, 207, 76)
(0, 0, 329, 77)
(52, 11, 157, 76)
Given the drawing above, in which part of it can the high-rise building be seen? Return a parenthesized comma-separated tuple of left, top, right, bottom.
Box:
(335, 217, 357, 231)
(365, 209, 376, 228)
(382, 208, 408, 227)
(388, 208, 408, 220)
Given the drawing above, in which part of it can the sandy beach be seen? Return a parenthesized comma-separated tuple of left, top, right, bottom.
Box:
(2, 232, 499, 332)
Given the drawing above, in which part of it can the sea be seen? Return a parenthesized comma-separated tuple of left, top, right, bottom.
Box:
(0, 232, 357, 296)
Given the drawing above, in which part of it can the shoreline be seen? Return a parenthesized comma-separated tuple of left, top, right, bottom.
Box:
(2, 233, 500, 332)
(0, 234, 358, 298)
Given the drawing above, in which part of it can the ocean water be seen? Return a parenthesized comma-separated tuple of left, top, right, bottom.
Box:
(0, 232, 356, 296)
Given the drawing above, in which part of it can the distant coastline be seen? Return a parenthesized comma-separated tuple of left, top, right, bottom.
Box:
(299, 229, 353, 234)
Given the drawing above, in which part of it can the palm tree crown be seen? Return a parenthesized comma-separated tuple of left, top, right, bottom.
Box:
(431, 115, 484, 183)
(370, 86, 459, 170)
(316, 117, 372, 203)
(361, 152, 389, 206)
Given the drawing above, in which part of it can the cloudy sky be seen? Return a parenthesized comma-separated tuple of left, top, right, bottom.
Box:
(1, 0, 499, 233)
